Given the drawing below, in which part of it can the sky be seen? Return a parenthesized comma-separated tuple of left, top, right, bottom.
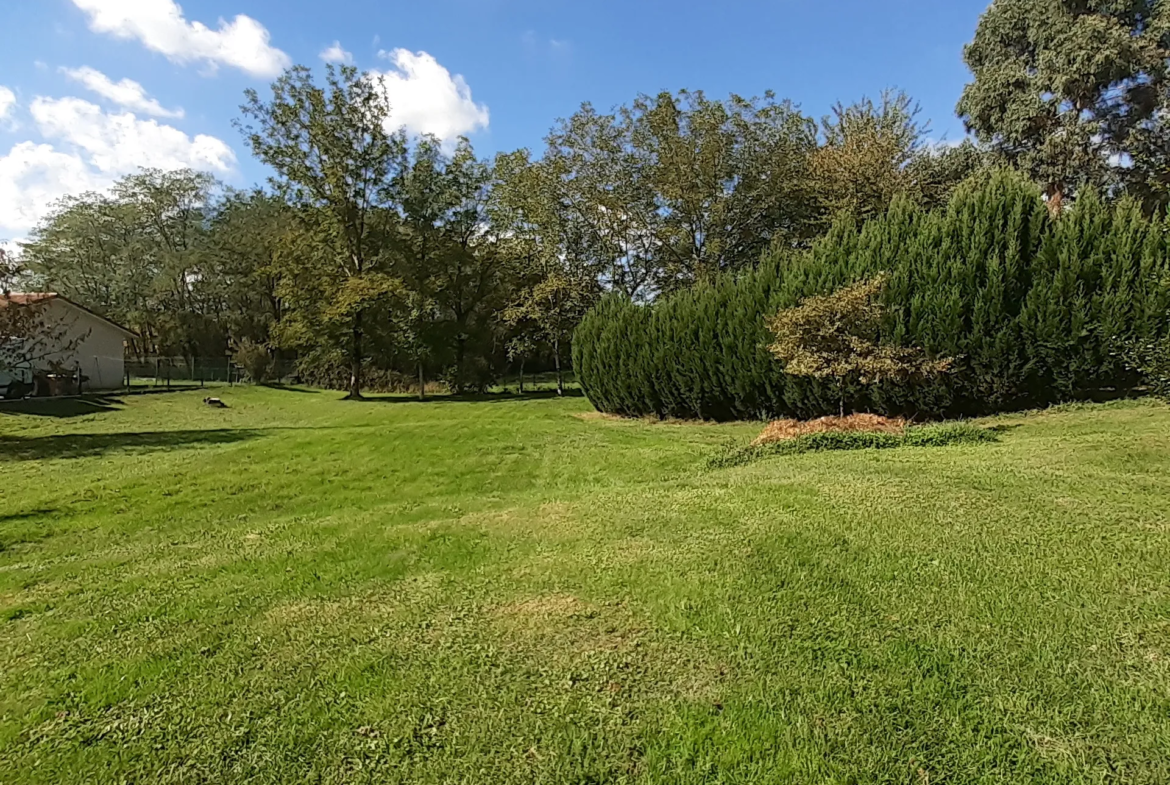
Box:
(0, 0, 993, 242)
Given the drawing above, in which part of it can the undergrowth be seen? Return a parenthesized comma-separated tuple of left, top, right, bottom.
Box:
(708, 422, 998, 468)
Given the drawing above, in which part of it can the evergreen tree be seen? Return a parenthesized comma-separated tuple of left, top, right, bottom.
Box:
(958, 0, 1170, 213)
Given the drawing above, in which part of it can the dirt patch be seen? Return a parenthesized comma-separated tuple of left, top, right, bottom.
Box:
(491, 594, 642, 653)
(493, 593, 590, 623)
(572, 411, 629, 422)
(752, 413, 907, 446)
(263, 589, 412, 627)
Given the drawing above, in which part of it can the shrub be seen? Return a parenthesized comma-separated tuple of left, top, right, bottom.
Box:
(708, 422, 997, 469)
(1126, 333, 1170, 401)
(766, 275, 951, 415)
(575, 171, 1170, 421)
(233, 339, 274, 384)
(294, 353, 443, 394)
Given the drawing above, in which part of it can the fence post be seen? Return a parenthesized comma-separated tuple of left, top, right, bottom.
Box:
(154, 358, 160, 388)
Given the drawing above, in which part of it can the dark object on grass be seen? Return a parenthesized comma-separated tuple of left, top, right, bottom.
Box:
(203, 397, 228, 408)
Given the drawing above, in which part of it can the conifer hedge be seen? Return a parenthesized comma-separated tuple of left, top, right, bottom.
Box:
(573, 171, 1170, 420)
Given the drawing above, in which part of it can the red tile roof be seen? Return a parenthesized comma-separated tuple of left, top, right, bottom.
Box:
(2, 293, 58, 305)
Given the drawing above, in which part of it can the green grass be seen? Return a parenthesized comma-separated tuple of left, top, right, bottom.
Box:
(2, 389, 1169, 783)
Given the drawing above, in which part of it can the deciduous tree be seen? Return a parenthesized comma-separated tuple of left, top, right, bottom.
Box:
(238, 64, 406, 398)
(767, 275, 952, 415)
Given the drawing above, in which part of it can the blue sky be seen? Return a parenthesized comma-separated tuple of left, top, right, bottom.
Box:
(0, 0, 991, 240)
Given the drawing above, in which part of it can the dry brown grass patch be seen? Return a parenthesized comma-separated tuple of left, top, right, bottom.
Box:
(572, 411, 629, 422)
(493, 593, 590, 623)
(752, 413, 907, 446)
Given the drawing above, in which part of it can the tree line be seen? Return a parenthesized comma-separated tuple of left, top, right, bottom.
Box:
(11, 1, 1170, 397)
(576, 172, 1170, 420)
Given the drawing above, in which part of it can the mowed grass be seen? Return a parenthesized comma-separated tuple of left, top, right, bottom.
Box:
(2, 389, 1170, 784)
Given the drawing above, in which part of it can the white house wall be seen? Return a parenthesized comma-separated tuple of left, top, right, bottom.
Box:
(2, 300, 129, 391)
(54, 300, 128, 390)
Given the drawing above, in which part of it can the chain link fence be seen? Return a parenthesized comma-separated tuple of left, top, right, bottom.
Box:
(3, 354, 297, 399)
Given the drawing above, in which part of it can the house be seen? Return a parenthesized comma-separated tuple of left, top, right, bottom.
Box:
(0, 293, 136, 394)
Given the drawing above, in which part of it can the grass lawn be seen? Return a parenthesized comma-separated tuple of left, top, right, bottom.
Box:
(2, 388, 1169, 783)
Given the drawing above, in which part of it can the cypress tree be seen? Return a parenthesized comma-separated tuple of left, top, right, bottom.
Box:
(574, 169, 1170, 421)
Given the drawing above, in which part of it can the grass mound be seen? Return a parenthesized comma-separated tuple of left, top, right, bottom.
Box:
(752, 413, 907, 446)
(711, 421, 997, 468)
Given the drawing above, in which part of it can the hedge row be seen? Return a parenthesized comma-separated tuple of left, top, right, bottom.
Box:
(573, 171, 1170, 420)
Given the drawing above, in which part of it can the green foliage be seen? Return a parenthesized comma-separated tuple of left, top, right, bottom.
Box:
(493, 149, 604, 395)
(957, 0, 1170, 211)
(708, 422, 998, 468)
(1126, 332, 1170, 401)
(811, 90, 932, 224)
(767, 275, 952, 412)
(238, 64, 406, 398)
(576, 170, 1170, 420)
(232, 338, 274, 384)
(21, 169, 222, 357)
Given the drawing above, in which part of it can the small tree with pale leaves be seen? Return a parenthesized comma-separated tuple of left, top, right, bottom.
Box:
(767, 275, 952, 416)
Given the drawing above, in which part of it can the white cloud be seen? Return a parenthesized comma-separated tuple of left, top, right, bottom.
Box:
(522, 31, 571, 58)
(70, 0, 290, 77)
(31, 97, 235, 175)
(320, 41, 353, 65)
(0, 143, 101, 237)
(61, 66, 183, 119)
(0, 86, 16, 120)
(372, 49, 489, 142)
(0, 97, 236, 236)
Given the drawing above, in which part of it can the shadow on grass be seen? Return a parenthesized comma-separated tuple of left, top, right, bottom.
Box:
(358, 388, 585, 405)
(0, 396, 124, 419)
(0, 508, 58, 523)
(0, 429, 260, 461)
(261, 383, 320, 394)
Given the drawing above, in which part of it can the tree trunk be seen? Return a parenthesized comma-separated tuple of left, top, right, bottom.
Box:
(519, 358, 525, 396)
(346, 311, 363, 400)
(455, 335, 467, 394)
(418, 360, 425, 401)
(554, 337, 564, 397)
(1046, 183, 1065, 218)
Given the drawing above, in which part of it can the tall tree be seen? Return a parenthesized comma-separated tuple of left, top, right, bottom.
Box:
(810, 91, 930, 223)
(393, 136, 502, 393)
(539, 91, 817, 296)
(238, 64, 405, 398)
(494, 150, 600, 395)
(202, 190, 292, 346)
(957, 0, 1170, 213)
(21, 169, 218, 357)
